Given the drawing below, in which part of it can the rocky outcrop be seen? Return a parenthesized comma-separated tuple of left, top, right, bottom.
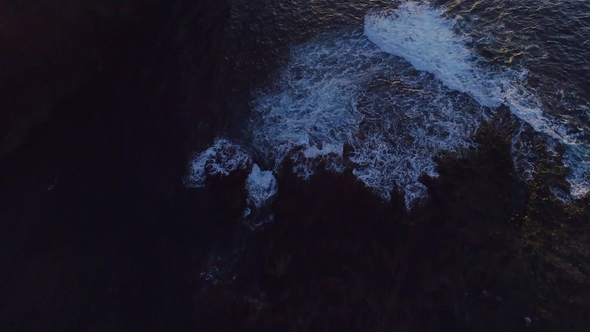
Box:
(192, 111, 590, 331)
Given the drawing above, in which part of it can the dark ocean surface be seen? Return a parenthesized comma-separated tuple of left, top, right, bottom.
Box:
(207, 0, 590, 203)
(1, 0, 589, 331)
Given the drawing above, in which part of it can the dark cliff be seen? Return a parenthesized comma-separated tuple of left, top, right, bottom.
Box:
(0, 0, 230, 330)
(2, 1, 147, 156)
(1, 0, 230, 158)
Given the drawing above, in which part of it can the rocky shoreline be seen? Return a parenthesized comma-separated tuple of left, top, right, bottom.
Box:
(192, 108, 590, 331)
(1, 1, 589, 331)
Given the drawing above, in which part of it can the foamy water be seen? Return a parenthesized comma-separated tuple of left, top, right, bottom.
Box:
(364, 1, 589, 199)
(364, 3, 500, 108)
(249, 4, 487, 206)
(184, 138, 252, 188)
(188, 1, 590, 210)
(185, 139, 278, 211)
(246, 164, 278, 209)
(250, 29, 485, 205)
(248, 1, 590, 204)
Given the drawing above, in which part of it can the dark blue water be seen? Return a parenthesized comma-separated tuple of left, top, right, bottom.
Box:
(195, 0, 590, 207)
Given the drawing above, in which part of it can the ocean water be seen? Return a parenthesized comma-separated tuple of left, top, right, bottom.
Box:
(187, 0, 590, 208)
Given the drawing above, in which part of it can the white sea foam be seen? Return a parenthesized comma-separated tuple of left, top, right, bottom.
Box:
(185, 139, 278, 209)
(563, 145, 590, 198)
(364, 2, 500, 109)
(250, 34, 373, 169)
(192, 1, 589, 209)
(246, 164, 278, 209)
(364, 1, 590, 199)
(185, 138, 252, 188)
(250, 4, 487, 207)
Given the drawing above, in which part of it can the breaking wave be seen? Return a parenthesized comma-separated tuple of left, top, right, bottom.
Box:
(363, 1, 589, 199)
(248, 1, 589, 206)
(188, 1, 589, 210)
(185, 138, 277, 212)
(184, 138, 252, 188)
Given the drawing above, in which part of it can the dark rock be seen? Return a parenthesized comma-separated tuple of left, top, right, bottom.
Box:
(0, 0, 232, 330)
(0, 1, 156, 156)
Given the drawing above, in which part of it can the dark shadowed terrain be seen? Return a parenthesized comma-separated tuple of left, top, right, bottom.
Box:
(1, 0, 589, 331)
